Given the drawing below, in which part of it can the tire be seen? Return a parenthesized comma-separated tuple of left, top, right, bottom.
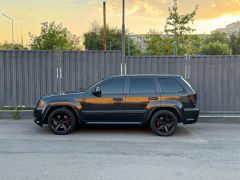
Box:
(150, 110, 178, 136)
(48, 108, 76, 135)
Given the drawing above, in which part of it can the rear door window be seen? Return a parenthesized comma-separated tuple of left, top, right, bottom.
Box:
(129, 77, 156, 94)
(158, 78, 184, 93)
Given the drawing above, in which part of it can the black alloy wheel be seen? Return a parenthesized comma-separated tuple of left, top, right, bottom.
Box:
(150, 110, 178, 136)
(48, 108, 76, 135)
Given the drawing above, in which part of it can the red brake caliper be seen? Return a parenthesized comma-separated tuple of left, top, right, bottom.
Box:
(63, 115, 70, 127)
(156, 120, 160, 128)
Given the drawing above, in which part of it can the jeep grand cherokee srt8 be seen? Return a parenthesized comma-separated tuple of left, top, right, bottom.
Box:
(34, 74, 199, 136)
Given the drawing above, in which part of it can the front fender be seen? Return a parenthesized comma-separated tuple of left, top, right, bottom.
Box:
(42, 98, 83, 123)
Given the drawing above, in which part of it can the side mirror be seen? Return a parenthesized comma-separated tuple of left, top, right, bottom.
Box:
(92, 87, 102, 97)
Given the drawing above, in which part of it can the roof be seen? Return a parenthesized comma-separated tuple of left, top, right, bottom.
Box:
(110, 74, 181, 78)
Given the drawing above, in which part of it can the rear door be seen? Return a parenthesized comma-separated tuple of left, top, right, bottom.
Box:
(125, 77, 159, 122)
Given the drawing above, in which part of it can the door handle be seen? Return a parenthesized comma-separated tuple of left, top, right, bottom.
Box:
(113, 98, 123, 102)
(148, 97, 158, 100)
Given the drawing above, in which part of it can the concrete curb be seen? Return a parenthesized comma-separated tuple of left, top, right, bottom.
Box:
(0, 111, 240, 124)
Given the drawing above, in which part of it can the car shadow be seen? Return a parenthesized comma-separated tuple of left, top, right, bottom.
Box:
(34, 122, 194, 137)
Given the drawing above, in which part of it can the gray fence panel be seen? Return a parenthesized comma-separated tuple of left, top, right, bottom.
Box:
(0, 51, 59, 107)
(127, 56, 187, 76)
(61, 51, 121, 91)
(189, 56, 240, 113)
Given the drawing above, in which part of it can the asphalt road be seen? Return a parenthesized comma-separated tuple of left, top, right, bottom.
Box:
(0, 120, 240, 180)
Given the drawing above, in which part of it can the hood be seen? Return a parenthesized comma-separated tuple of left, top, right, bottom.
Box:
(42, 90, 85, 100)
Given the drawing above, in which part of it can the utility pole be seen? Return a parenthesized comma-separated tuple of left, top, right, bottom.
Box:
(121, 0, 126, 75)
(173, 0, 177, 55)
(103, 0, 107, 51)
(21, 24, 23, 46)
(2, 13, 14, 50)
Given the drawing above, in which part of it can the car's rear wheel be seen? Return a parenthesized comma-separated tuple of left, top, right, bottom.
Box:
(48, 108, 76, 135)
(150, 110, 178, 136)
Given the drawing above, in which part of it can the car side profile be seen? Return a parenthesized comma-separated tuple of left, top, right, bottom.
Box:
(34, 74, 199, 136)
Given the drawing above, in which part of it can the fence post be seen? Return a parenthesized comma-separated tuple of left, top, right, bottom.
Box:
(184, 54, 191, 80)
(57, 50, 63, 93)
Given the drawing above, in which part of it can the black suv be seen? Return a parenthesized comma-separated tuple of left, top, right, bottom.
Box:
(34, 74, 199, 136)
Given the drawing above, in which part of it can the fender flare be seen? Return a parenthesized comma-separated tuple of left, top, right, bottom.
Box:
(43, 104, 81, 123)
(145, 106, 184, 123)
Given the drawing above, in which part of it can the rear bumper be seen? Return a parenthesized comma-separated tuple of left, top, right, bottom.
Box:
(183, 108, 200, 124)
(33, 107, 45, 127)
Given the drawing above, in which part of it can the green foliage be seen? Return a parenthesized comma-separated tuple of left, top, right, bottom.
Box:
(145, 30, 203, 55)
(164, 0, 198, 55)
(145, 30, 173, 55)
(83, 23, 141, 56)
(12, 107, 20, 120)
(200, 41, 232, 55)
(205, 32, 229, 44)
(180, 35, 203, 55)
(30, 21, 81, 50)
(229, 32, 240, 55)
(0, 42, 27, 50)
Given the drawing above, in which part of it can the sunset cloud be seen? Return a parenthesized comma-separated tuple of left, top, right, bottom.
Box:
(1, 0, 240, 44)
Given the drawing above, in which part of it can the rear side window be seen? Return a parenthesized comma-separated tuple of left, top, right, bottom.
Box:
(158, 78, 184, 93)
(100, 78, 125, 94)
(129, 78, 156, 94)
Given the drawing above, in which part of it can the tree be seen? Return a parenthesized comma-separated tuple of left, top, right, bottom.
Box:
(30, 21, 81, 50)
(229, 32, 240, 55)
(164, 0, 198, 55)
(181, 35, 203, 55)
(0, 42, 27, 50)
(205, 32, 229, 44)
(145, 30, 203, 55)
(83, 23, 141, 56)
(145, 30, 174, 55)
(200, 41, 232, 55)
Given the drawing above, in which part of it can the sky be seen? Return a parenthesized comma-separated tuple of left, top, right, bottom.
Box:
(0, 0, 240, 45)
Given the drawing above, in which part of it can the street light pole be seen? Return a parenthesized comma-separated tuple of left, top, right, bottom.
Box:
(121, 0, 126, 75)
(2, 13, 14, 50)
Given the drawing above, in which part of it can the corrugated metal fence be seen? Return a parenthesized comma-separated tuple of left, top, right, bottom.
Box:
(0, 51, 121, 107)
(1, 51, 240, 113)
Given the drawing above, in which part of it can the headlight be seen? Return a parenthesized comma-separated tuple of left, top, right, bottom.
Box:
(38, 100, 45, 107)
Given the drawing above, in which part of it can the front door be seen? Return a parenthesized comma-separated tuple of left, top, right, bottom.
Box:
(83, 77, 126, 122)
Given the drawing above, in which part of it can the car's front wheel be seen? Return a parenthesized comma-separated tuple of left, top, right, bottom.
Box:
(150, 110, 178, 136)
(48, 108, 76, 135)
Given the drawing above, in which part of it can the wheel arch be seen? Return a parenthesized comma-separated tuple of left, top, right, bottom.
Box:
(146, 106, 183, 124)
(43, 105, 80, 124)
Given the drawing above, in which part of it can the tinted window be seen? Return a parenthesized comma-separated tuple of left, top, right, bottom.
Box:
(130, 78, 156, 94)
(99, 78, 125, 94)
(158, 78, 184, 93)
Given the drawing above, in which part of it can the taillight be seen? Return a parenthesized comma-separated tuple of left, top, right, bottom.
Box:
(188, 94, 197, 106)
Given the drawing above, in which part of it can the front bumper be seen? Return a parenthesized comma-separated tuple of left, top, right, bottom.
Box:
(183, 108, 200, 124)
(33, 107, 45, 127)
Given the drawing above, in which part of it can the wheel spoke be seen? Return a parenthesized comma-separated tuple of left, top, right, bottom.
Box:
(159, 125, 165, 131)
(62, 124, 68, 131)
(55, 124, 61, 130)
(164, 125, 169, 133)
